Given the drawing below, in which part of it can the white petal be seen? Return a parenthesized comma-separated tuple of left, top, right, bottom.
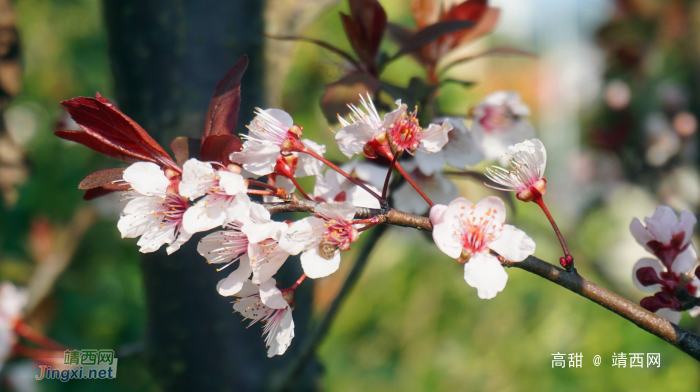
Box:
(343, 160, 388, 189)
(225, 192, 252, 223)
(229, 141, 281, 176)
(166, 228, 192, 254)
(632, 258, 665, 293)
(179, 159, 216, 200)
(182, 196, 228, 234)
(118, 198, 159, 238)
(414, 150, 446, 176)
(315, 201, 356, 222)
(218, 171, 247, 195)
(267, 309, 294, 357)
(464, 253, 508, 299)
(655, 308, 682, 324)
(472, 196, 507, 228)
(429, 204, 448, 226)
(671, 245, 698, 275)
(393, 171, 458, 215)
(438, 117, 484, 170)
(235, 280, 259, 297)
(346, 185, 381, 208)
(123, 162, 169, 195)
(432, 222, 463, 259)
(488, 225, 535, 262)
(644, 206, 677, 245)
(420, 121, 451, 153)
(335, 122, 377, 158)
(242, 221, 289, 243)
(630, 218, 654, 250)
(295, 139, 327, 177)
(279, 217, 323, 255)
(216, 256, 253, 296)
(301, 247, 341, 279)
(678, 210, 697, 249)
(259, 278, 288, 309)
(250, 244, 290, 284)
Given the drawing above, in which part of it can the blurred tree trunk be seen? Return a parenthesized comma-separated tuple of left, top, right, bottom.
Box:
(102, 1, 318, 390)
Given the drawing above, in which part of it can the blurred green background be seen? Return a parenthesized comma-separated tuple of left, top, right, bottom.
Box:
(1, 0, 700, 391)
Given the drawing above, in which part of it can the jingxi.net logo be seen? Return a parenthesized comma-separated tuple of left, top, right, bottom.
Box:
(35, 349, 118, 382)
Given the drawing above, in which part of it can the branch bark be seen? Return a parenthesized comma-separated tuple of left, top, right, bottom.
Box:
(263, 196, 700, 362)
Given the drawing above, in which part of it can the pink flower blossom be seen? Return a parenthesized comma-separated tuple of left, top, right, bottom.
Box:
(431, 196, 535, 299)
(484, 139, 547, 202)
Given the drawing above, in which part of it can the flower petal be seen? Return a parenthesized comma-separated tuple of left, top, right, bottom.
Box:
(259, 278, 288, 309)
(655, 308, 682, 324)
(123, 162, 169, 196)
(432, 221, 463, 259)
(632, 258, 665, 293)
(218, 171, 247, 195)
(295, 139, 327, 177)
(267, 308, 294, 357)
(216, 256, 252, 297)
(463, 252, 508, 299)
(179, 159, 216, 200)
(229, 141, 281, 176)
(335, 122, 377, 158)
(488, 224, 535, 262)
(671, 245, 698, 275)
(301, 247, 341, 279)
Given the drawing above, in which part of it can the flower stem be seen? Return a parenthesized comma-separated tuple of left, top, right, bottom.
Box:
(290, 274, 307, 290)
(288, 176, 312, 200)
(533, 198, 573, 267)
(393, 160, 434, 207)
(296, 146, 384, 202)
(14, 320, 68, 351)
(247, 179, 280, 192)
(246, 189, 276, 196)
(382, 152, 400, 199)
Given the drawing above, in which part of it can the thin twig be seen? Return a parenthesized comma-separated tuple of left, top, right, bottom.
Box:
(273, 224, 389, 391)
(260, 196, 700, 362)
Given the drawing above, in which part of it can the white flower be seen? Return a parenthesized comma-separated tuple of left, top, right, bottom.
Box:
(340, 159, 387, 190)
(233, 278, 295, 357)
(229, 108, 326, 176)
(117, 162, 192, 254)
(0, 283, 27, 369)
(484, 138, 547, 202)
(471, 91, 534, 164)
(313, 169, 381, 209)
(414, 117, 484, 175)
(630, 206, 700, 323)
(431, 196, 536, 299)
(336, 94, 452, 157)
(180, 159, 251, 234)
(280, 202, 359, 279)
(393, 160, 458, 215)
(198, 204, 290, 296)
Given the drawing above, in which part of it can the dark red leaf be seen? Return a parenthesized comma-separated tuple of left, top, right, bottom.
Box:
(266, 34, 361, 71)
(61, 95, 179, 172)
(171, 137, 201, 167)
(55, 130, 142, 164)
(78, 168, 125, 190)
(321, 73, 380, 124)
(386, 22, 414, 46)
(202, 56, 248, 141)
(444, 0, 488, 23)
(342, 0, 387, 74)
(200, 135, 243, 166)
(392, 20, 477, 59)
(83, 183, 130, 201)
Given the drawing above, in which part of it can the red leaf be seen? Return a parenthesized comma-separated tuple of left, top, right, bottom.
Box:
(55, 130, 142, 164)
(444, 0, 488, 23)
(82, 183, 130, 201)
(78, 168, 125, 190)
(200, 135, 243, 166)
(171, 137, 201, 167)
(343, 0, 387, 74)
(392, 20, 477, 59)
(321, 73, 380, 124)
(61, 95, 179, 172)
(202, 56, 248, 141)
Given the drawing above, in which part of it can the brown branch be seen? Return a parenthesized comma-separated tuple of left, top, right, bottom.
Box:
(261, 196, 700, 361)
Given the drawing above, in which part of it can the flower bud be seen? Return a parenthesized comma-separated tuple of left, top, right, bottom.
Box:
(636, 266, 661, 287)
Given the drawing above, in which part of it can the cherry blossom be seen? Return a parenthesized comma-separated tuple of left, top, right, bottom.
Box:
(472, 92, 534, 163)
(280, 202, 359, 279)
(431, 196, 536, 299)
(198, 204, 290, 296)
(336, 94, 451, 158)
(413, 117, 484, 175)
(229, 108, 326, 176)
(118, 162, 192, 254)
(179, 158, 251, 234)
(631, 206, 699, 323)
(484, 139, 547, 202)
(0, 283, 27, 369)
(233, 278, 295, 357)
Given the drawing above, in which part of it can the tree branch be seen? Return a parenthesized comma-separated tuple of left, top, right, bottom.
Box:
(261, 196, 700, 362)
